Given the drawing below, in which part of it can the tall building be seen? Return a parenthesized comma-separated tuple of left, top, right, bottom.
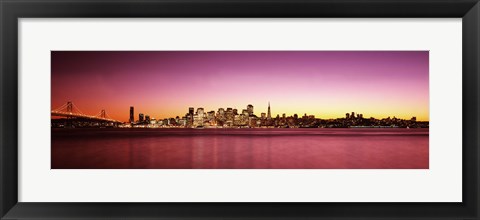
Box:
(225, 108, 234, 125)
(129, 106, 134, 123)
(247, 104, 254, 116)
(193, 108, 205, 128)
(145, 115, 151, 123)
(261, 112, 266, 119)
(139, 113, 144, 122)
(197, 108, 204, 117)
(267, 102, 271, 119)
(188, 107, 194, 125)
(216, 108, 226, 126)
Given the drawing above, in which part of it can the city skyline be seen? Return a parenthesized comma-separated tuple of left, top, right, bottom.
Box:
(125, 102, 426, 123)
(52, 51, 429, 121)
(51, 101, 428, 129)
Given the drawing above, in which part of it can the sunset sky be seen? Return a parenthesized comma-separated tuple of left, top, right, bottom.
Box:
(51, 51, 429, 122)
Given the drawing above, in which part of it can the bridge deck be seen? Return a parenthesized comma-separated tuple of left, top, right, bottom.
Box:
(51, 111, 121, 123)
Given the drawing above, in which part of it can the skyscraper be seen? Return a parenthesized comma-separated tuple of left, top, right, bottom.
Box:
(197, 107, 204, 117)
(145, 115, 151, 123)
(188, 107, 194, 125)
(247, 104, 254, 116)
(226, 108, 234, 124)
(139, 113, 144, 122)
(267, 102, 271, 119)
(129, 106, 134, 123)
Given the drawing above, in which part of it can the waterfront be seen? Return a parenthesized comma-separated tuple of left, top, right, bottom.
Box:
(51, 128, 429, 169)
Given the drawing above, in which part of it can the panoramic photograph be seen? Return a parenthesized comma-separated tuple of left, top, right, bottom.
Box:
(51, 51, 429, 169)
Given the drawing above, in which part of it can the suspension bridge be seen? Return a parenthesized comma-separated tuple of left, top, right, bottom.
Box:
(51, 101, 121, 123)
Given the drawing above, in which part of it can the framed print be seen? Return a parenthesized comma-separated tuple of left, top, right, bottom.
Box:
(50, 50, 430, 170)
(1, 0, 479, 219)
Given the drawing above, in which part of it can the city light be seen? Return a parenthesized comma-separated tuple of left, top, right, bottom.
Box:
(118, 102, 428, 129)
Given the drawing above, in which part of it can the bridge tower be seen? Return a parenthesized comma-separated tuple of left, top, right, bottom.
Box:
(65, 101, 73, 128)
(100, 109, 107, 127)
(66, 101, 73, 113)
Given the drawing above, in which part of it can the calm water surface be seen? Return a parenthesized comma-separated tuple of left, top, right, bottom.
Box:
(51, 128, 429, 169)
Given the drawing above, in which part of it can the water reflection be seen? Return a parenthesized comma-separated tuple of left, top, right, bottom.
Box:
(51, 128, 429, 169)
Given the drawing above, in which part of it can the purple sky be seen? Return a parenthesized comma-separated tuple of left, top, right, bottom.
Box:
(52, 51, 429, 122)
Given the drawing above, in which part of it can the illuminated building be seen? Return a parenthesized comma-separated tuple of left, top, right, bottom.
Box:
(145, 115, 150, 123)
(178, 118, 187, 126)
(129, 106, 134, 123)
(186, 107, 194, 127)
(247, 104, 254, 116)
(216, 108, 226, 126)
(234, 115, 241, 126)
(193, 107, 205, 128)
(197, 108, 204, 117)
(207, 111, 215, 125)
(249, 117, 258, 127)
(225, 108, 234, 125)
(139, 113, 144, 122)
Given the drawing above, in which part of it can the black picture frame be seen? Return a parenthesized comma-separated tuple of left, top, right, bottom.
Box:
(1, 0, 479, 219)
